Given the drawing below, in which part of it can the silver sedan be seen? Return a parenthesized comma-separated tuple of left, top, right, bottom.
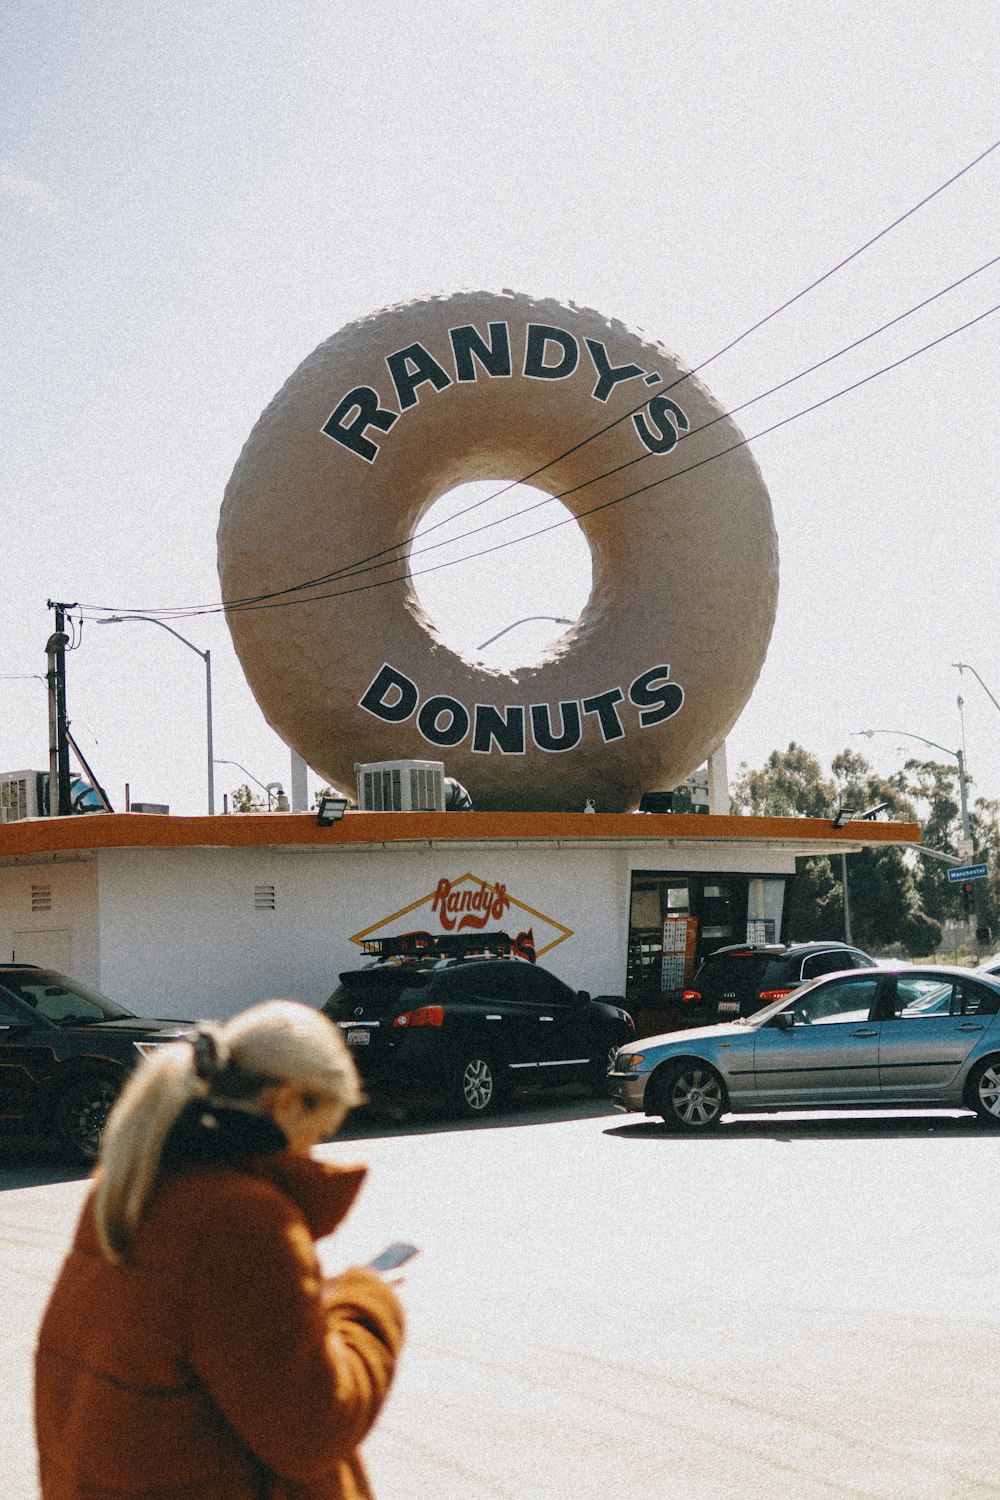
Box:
(610, 965, 1000, 1129)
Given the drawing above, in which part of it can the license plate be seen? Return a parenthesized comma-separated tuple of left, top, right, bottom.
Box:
(718, 1001, 739, 1014)
(346, 1029, 370, 1046)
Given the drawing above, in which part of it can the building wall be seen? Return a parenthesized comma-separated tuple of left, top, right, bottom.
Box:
(95, 843, 639, 1018)
(90, 840, 799, 1020)
(0, 856, 100, 982)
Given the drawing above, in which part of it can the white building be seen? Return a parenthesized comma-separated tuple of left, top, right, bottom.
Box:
(0, 809, 920, 1024)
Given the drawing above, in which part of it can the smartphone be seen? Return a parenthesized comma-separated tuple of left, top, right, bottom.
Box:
(366, 1240, 420, 1273)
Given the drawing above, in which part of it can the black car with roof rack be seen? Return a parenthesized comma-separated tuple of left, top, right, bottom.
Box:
(676, 940, 876, 1026)
(322, 930, 634, 1118)
(0, 965, 192, 1165)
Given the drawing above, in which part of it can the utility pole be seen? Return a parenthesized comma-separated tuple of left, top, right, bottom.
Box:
(45, 601, 76, 817)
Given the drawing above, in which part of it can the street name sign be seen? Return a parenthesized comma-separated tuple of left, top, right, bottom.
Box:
(947, 863, 989, 883)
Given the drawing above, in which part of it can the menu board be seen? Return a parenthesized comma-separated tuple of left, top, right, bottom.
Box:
(661, 916, 699, 991)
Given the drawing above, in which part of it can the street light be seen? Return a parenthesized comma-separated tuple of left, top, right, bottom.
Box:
(852, 728, 970, 844)
(214, 759, 277, 810)
(476, 616, 573, 651)
(98, 616, 214, 815)
(954, 662, 1000, 717)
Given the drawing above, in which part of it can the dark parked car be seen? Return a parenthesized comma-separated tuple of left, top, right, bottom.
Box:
(0, 965, 191, 1164)
(677, 940, 876, 1025)
(323, 931, 635, 1118)
(611, 965, 1000, 1129)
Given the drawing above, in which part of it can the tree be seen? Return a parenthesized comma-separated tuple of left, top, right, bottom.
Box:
(969, 798, 1000, 950)
(901, 757, 965, 929)
(312, 785, 355, 811)
(730, 742, 834, 819)
(731, 743, 940, 955)
(230, 783, 265, 813)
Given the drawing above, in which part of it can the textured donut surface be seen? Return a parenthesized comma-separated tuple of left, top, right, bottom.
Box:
(218, 291, 778, 811)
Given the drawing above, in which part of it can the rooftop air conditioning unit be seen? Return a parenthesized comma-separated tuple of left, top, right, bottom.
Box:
(0, 770, 46, 823)
(355, 760, 445, 812)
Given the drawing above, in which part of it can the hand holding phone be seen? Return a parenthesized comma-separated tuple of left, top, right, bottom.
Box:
(366, 1241, 420, 1273)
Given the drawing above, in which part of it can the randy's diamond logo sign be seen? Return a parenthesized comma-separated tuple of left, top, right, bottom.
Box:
(350, 872, 574, 958)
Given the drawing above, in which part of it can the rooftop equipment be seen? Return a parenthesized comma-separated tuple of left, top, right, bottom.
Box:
(355, 760, 445, 812)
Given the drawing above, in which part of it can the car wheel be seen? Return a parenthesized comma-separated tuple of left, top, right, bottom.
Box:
(589, 1043, 621, 1097)
(56, 1074, 119, 1166)
(452, 1055, 502, 1119)
(657, 1061, 727, 1131)
(966, 1057, 1000, 1127)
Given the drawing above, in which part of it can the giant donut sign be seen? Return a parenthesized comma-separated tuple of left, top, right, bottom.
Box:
(218, 291, 778, 811)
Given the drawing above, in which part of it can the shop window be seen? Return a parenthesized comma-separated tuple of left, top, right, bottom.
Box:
(626, 876, 693, 1001)
(700, 882, 736, 947)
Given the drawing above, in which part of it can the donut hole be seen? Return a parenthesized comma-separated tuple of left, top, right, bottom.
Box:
(410, 480, 592, 670)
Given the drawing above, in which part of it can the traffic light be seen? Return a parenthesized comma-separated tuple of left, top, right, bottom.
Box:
(961, 882, 973, 918)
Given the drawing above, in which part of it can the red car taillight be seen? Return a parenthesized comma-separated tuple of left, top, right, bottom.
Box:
(758, 987, 795, 1002)
(392, 1005, 445, 1029)
(681, 989, 701, 1003)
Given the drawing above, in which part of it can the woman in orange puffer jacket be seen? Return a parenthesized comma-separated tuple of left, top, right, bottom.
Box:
(35, 1000, 405, 1500)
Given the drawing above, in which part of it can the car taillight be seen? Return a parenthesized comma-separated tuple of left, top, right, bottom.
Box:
(758, 988, 795, 1002)
(681, 990, 701, 1003)
(392, 1005, 445, 1028)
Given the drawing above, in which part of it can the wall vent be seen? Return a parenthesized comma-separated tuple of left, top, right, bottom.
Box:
(254, 884, 276, 911)
(31, 884, 53, 912)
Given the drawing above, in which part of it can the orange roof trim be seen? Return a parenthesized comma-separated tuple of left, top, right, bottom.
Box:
(0, 809, 922, 856)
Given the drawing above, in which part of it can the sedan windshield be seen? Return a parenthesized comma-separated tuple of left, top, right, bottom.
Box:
(0, 970, 134, 1023)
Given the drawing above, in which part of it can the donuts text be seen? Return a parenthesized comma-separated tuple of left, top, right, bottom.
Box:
(358, 661, 684, 753)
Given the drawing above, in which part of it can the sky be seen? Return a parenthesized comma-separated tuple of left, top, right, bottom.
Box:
(2, 1, 998, 819)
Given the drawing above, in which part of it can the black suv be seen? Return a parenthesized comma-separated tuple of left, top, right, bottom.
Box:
(323, 931, 635, 1118)
(0, 965, 192, 1164)
(678, 941, 876, 1025)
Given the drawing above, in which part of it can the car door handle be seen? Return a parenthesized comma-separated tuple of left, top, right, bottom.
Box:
(851, 1028, 878, 1036)
(538, 1015, 554, 1022)
(485, 1015, 502, 1021)
(958, 1022, 985, 1031)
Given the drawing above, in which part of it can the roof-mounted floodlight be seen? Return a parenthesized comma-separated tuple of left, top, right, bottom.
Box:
(316, 794, 349, 827)
(832, 807, 857, 828)
(857, 801, 890, 821)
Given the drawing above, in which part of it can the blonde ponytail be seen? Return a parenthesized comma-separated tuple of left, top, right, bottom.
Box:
(93, 1033, 214, 1262)
(93, 1003, 362, 1263)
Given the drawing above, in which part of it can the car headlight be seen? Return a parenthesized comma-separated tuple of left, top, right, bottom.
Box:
(133, 1041, 168, 1059)
(616, 1052, 645, 1073)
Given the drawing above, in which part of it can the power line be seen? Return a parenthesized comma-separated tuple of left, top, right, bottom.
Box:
(77, 136, 1000, 622)
(311, 135, 1000, 594)
(87, 297, 998, 621)
(224, 250, 1000, 594)
(81, 253, 1000, 613)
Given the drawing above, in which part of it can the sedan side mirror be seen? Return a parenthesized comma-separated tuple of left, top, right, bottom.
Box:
(772, 1010, 796, 1030)
(577, 990, 591, 1004)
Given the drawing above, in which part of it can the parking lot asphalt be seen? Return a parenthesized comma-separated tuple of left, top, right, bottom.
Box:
(5, 1097, 1000, 1499)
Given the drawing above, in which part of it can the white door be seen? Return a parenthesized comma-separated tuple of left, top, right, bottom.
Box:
(11, 929, 72, 972)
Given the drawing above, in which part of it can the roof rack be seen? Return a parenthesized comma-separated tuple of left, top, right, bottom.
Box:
(361, 929, 536, 964)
